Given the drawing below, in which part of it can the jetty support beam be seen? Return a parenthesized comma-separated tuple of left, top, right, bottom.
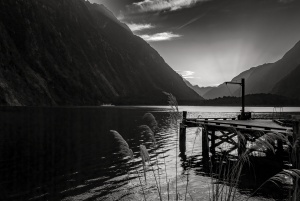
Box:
(179, 111, 187, 153)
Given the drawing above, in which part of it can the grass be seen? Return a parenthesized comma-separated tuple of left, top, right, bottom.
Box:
(109, 93, 300, 201)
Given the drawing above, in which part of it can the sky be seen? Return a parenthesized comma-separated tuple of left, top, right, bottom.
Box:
(88, 0, 300, 87)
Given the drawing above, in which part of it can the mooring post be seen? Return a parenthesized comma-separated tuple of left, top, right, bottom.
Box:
(292, 118, 300, 169)
(202, 126, 209, 170)
(211, 129, 216, 160)
(179, 111, 187, 153)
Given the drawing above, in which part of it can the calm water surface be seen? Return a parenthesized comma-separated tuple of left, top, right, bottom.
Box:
(0, 106, 299, 200)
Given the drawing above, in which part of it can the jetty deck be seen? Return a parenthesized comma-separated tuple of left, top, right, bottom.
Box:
(187, 119, 291, 132)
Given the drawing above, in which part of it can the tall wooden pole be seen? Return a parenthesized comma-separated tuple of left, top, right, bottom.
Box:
(241, 78, 245, 117)
(225, 78, 246, 119)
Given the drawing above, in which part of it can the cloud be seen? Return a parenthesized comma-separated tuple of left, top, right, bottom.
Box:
(176, 70, 195, 78)
(139, 32, 181, 42)
(129, 0, 210, 13)
(126, 23, 155, 32)
(177, 13, 206, 30)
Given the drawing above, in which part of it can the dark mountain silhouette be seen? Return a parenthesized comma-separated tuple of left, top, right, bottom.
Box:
(272, 64, 300, 100)
(203, 40, 300, 99)
(200, 94, 300, 106)
(0, 0, 202, 106)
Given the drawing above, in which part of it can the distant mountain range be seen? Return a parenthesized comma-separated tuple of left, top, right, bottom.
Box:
(183, 79, 216, 97)
(199, 94, 300, 106)
(0, 0, 203, 106)
(197, 40, 300, 100)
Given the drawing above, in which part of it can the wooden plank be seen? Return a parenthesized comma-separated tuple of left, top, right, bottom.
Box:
(195, 120, 289, 131)
(185, 121, 289, 134)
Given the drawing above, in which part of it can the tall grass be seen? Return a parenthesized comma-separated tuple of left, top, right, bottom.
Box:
(247, 130, 300, 201)
(248, 169, 300, 201)
(205, 127, 251, 201)
(109, 93, 300, 201)
(109, 130, 147, 200)
(203, 126, 295, 201)
(164, 92, 181, 200)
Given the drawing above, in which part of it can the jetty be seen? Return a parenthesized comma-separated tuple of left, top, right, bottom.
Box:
(179, 111, 300, 169)
(179, 78, 300, 169)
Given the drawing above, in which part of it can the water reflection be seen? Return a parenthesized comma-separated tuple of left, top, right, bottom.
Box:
(0, 106, 299, 200)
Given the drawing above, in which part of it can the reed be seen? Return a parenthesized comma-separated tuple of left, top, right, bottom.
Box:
(139, 124, 162, 190)
(248, 169, 300, 201)
(142, 113, 158, 132)
(110, 130, 133, 159)
(184, 127, 201, 200)
(140, 144, 163, 201)
(207, 127, 251, 201)
(110, 130, 147, 201)
(164, 92, 181, 200)
(247, 130, 300, 201)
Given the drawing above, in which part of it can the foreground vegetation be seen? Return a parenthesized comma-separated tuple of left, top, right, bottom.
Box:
(109, 93, 300, 200)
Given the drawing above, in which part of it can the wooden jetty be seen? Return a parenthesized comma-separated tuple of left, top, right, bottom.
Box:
(179, 111, 300, 169)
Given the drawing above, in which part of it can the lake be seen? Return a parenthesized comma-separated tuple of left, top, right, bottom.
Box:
(0, 106, 299, 200)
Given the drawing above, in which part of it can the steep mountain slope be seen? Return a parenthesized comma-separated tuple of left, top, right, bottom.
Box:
(203, 40, 300, 99)
(0, 0, 202, 106)
(272, 64, 300, 100)
(240, 41, 300, 95)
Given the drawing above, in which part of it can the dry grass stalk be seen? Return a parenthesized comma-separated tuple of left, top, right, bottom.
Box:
(140, 144, 163, 201)
(164, 92, 181, 201)
(140, 144, 150, 182)
(292, 137, 300, 169)
(184, 127, 202, 200)
(139, 124, 163, 193)
(110, 130, 147, 200)
(248, 169, 300, 201)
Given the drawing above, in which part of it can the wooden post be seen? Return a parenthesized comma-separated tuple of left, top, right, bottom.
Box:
(179, 111, 187, 153)
(241, 78, 245, 118)
(292, 119, 300, 169)
(211, 129, 216, 159)
(202, 126, 209, 170)
(179, 123, 186, 153)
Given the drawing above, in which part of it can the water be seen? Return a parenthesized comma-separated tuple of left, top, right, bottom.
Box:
(0, 106, 299, 200)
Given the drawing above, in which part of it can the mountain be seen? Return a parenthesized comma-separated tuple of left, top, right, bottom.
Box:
(202, 65, 258, 99)
(183, 79, 213, 97)
(272, 64, 300, 100)
(0, 0, 202, 106)
(203, 40, 300, 99)
(199, 94, 300, 106)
